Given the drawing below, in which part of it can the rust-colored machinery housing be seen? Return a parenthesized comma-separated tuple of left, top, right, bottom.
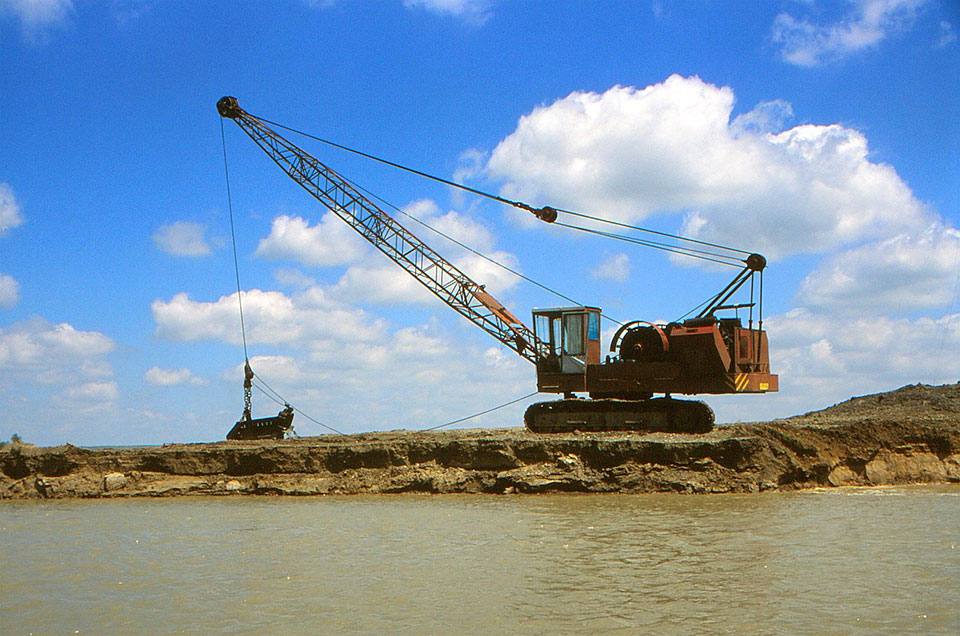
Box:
(534, 309, 776, 398)
(526, 306, 776, 432)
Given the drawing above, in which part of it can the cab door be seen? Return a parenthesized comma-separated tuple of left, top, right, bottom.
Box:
(560, 312, 586, 373)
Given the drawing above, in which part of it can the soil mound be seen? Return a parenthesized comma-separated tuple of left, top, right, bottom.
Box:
(2, 382, 958, 499)
(790, 382, 960, 423)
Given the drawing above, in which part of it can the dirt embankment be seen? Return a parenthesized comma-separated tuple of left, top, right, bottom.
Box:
(2, 383, 958, 499)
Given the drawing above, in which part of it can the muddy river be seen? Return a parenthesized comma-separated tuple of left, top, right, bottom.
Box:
(2, 487, 957, 634)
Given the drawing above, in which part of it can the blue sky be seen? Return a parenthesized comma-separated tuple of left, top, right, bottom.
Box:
(1, 0, 957, 446)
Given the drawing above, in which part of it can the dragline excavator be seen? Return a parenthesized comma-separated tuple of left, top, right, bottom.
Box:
(217, 96, 778, 435)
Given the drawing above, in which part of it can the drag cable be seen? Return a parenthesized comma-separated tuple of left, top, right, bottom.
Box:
(423, 392, 539, 431)
(251, 380, 345, 435)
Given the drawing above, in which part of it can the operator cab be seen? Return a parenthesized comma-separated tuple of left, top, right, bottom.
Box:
(532, 307, 602, 375)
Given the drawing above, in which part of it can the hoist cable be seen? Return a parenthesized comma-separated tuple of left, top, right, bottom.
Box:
(224, 117, 535, 438)
(554, 217, 746, 262)
(224, 114, 558, 439)
(340, 174, 624, 325)
(252, 114, 754, 262)
(255, 114, 528, 211)
(423, 392, 539, 431)
(558, 208, 752, 256)
(554, 221, 743, 268)
(252, 374, 530, 436)
(677, 295, 715, 322)
(225, 117, 344, 436)
(221, 119, 249, 361)
(289, 405, 344, 436)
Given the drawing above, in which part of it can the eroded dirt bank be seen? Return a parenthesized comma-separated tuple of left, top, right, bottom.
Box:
(2, 383, 958, 499)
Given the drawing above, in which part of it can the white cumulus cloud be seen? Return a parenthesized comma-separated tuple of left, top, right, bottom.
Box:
(273, 268, 317, 289)
(591, 253, 631, 282)
(771, 0, 928, 67)
(936, 20, 957, 48)
(331, 262, 436, 306)
(487, 75, 930, 260)
(153, 221, 213, 257)
(151, 289, 387, 347)
(111, 0, 151, 25)
(403, 0, 491, 24)
(0, 318, 116, 393)
(255, 213, 367, 267)
(144, 366, 208, 387)
(454, 250, 521, 296)
(65, 381, 119, 402)
(225, 355, 303, 385)
(0, 273, 20, 308)
(0, 0, 73, 40)
(711, 308, 959, 422)
(775, 309, 958, 393)
(0, 183, 24, 234)
(404, 199, 496, 253)
(797, 224, 960, 313)
(317, 199, 520, 306)
(0, 318, 114, 367)
(768, 308, 960, 377)
(730, 99, 794, 135)
(216, 318, 532, 434)
(404, 201, 522, 295)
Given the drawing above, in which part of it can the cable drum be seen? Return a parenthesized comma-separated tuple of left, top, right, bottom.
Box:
(619, 324, 670, 362)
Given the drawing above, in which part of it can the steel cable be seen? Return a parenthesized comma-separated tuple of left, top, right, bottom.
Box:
(224, 117, 348, 436)
(553, 221, 743, 268)
(339, 174, 625, 324)
(423, 392, 539, 431)
(221, 119, 250, 361)
(253, 114, 753, 263)
(224, 116, 543, 438)
(222, 109, 764, 439)
(251, 381, 345, 435)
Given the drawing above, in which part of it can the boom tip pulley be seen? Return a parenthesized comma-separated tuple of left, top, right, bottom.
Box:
(744, 253, 766, 272)
(217, 96, 242, 119)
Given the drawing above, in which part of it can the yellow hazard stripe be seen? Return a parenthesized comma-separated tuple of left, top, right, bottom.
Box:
(735, 373, 750, 391)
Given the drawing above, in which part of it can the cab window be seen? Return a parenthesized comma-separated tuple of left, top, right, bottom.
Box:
(563, 313, 584, 355)
(588, 311, 600, 341)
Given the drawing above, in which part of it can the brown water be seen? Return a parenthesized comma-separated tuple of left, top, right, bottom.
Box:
(1, 487, 958, 634)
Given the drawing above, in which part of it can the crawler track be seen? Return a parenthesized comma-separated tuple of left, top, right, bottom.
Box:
(524, 398, 715, 434)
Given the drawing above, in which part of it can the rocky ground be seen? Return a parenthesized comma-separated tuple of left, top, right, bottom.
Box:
(2, 382, 958, 499)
